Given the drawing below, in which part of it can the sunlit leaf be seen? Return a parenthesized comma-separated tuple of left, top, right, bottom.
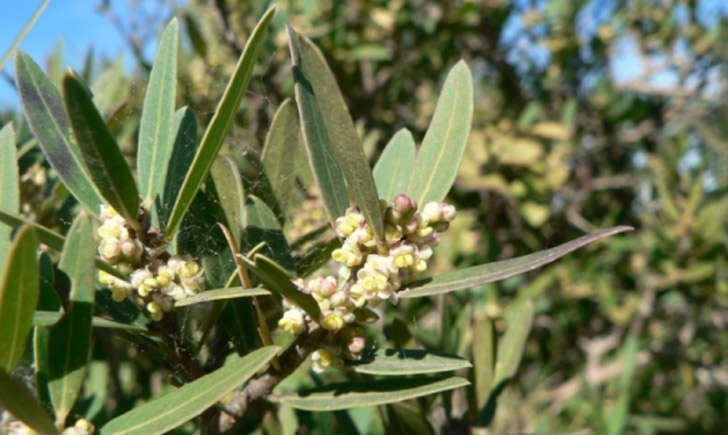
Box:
(0, 367, 59, 435)
(373, 128, 416, 202)
(245, 195, 294, 271)
(0, 226, 39, 371)
(288, 26, 384, 237)
(174, 286, 271, 307)
(0, 123, 19, 270)
(138, 18, 178, 205)
(15, 52, 104, 214)
(276, 376, 469, 411)
(352, 349, 471, 375)
(492, 300, 534, 387)
(47, 212, 96, 427)
(211, 155, 246, 243)
(399, 226, 632, 298)
(165, 6, 276, 238)
(99, 346, 279, 435)
(406, 60, 473, 205)
(33, 311, 148, 332)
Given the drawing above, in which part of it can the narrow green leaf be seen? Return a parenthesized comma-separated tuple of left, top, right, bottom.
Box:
(15, 52, 104, 214)
(406, 61, 473, 205)
(399, 226, 632, 298)
(288, 26, 384, 237)
(0, 210, 125, 280)
(245, 253, 321, 321)
(165, 6, 276, 238)
(158, 107, 198, 228)
(261, 98, 303, 214)
(33, 311, 148, 332)
(99, 346, 279, 435)
(0, 226, 39, 371)
(34, 253, 59, 408)
(0, 0, 49, 72)
(276, 376, 469, 411)
(492, 301, 534, 387)
(174, 286, 271, 307)
(90, 56, 126, 116)
(62, 74, 140, 228)
(353, 349, 471, 375)
(138, 18, 178, 204)
(373, 128, 416, 202)
(0, 367, 59, 435)
(211, 155, 246, 242)
(245, 195, 295, 271)
(472, 316, 495, 410)
(47, 213, 96, 426)
(0, 123, 19, 270)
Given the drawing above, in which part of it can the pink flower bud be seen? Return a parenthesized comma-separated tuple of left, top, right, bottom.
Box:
(348, 336, 366, 354)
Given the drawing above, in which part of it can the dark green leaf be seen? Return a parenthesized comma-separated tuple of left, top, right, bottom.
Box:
(165, 6, 276, 238)
(406, 60, 473, 205)
(399, 226, 632, 298)
(0, 123, 19, 270)
(99, 346, 279, 435)
(211, 155, 246, 243)
(174, 286, 271, 307)
(138, 19, 178, 205)
(0, 226, 39, 371)
(245, 195, 295, 271)
(62, 74, 140, 228)
(373, 128, 416, 202)
(15, 52, 104, 214)
(276, 376, 469, 411)
(288, 26, 384, 237)
(0, 367, 59, 435)
(158, 107, 198, 228)
(353, 349, 471, 375)
(47, 212, 96, 426)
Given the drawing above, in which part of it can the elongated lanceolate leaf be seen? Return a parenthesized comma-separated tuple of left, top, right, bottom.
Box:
(399, 226, 632, 298)
(245, 195, 295, 270)
(406, 61, 473, 205)
(165, 6, 276, 238)
(0, 123, 19, 270)
(34, 253, 60, 408)
(0, 367, 59, 435)
(353, 349, 471, 375)
(211, 155, 246, 242)
(63, 74, 140, 228)
(174, 286, 271, 307)
(33, 311, 148, 332)
(158, 107, 198, 228)
(243, 253, 321, 321)
(47, 213, 96, 427)
(473, 316, 495, 410)
(373, 128, 416, 202)
(276, 376, 469, 411)
(138, 19, 178, 204)
(99, 346, 279, 435)
(0, 0, 49, 72)
(261, 98, 303, 214)
(288, 27, 384, 237)
(0, 210, 125, 280)
(0, 226, 38, 371)
(15, 52, 104, 214)
(492, 301, 534, 387)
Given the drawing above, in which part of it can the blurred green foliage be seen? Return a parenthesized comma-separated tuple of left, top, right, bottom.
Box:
(3, 0, 728, 433)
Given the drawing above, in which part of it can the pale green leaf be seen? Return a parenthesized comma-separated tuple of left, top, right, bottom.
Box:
(406, 60, 473, 205)
(473, 316, 495, 410)
(373, 128, 416, 202)
(174, 286, 271, 307)
(99, 346, 279, 435)
(276, 376, 469, 411)
(0, 123, 19, 270)
(492, 301, 534, 387)
(399, 226, 632, 298)
(0, 226, 39, 371)
(138, 19, 178, 204)
(47, 213, 96, 426)
(353, 349, 471, 375)
(0, 0, 49, 72)
(0, 367, 59, 435)
(288, 26, 384, 237)
(211, 155, 246, 243)
(63, 74, 140, 229)
(165, 6, 276, 238)
(33, 311, 148, 332)
(15, 52, 104, 214)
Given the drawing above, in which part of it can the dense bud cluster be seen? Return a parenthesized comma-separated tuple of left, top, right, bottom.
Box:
(1, 412, 94, 435)
(278, 194, 456, 372)
(96, 205, 203, 321)
(19, 162, 47, 221)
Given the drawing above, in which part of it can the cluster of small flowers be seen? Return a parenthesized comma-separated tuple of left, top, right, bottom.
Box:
(19, 162, 47, 221)
(1, 412, 93, 435)
(96, 205, 203, 321)
(277, 194, 455, 372)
